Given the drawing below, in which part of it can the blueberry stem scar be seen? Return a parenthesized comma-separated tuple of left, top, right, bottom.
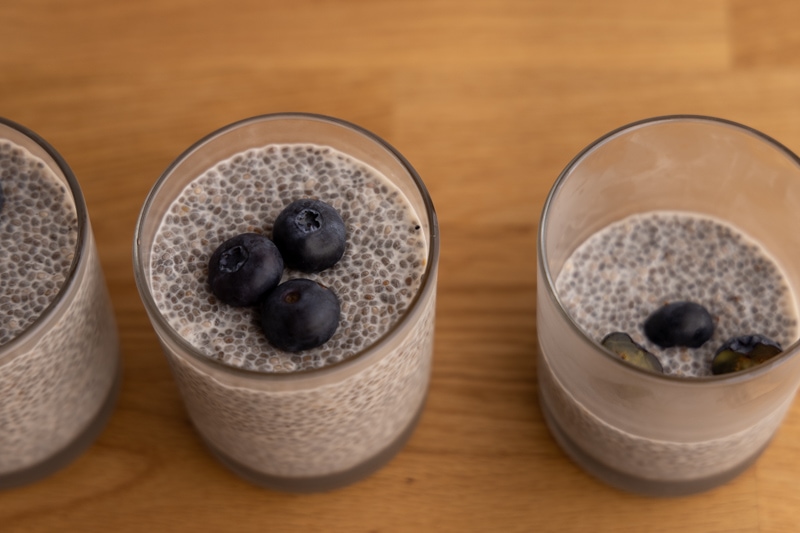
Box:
(219, 245, 248, 273)
(296, 209, 321, 233)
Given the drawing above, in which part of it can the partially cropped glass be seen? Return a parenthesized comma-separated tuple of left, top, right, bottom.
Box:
(537, 115, 800, 496)
(133, 113, 439, 492)
(0, 118, 121, 489)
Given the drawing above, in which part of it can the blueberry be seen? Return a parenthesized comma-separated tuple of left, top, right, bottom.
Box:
(711, 350, 758, 375)
(643, 301, 714, 348)
(0, 182, 4, 214)
(272, 199, 346, 273)
(260, 278, 340, 352)
(208, 233, 283, 307)
(601, 332, 663, 373)
(711, 334, 782, 375)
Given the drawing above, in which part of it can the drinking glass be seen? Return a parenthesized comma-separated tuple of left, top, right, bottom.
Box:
(537, 115, 800, 496)
(133, 113, 439, 492)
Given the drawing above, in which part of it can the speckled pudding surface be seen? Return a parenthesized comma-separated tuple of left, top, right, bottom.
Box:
(145, 142, 435, 483)
(150, 143, 427, 373)
(0, 141, 78, 346)
(556, 211, 798, 377)
(0, 140, 119, 479)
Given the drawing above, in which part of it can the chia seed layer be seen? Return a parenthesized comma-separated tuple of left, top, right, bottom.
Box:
(541, 210, 800, 484)
(150, 143, 427, 373)
(555, 211, 798, 377)
(0, 141, 78, 346)
(145, 142, 435, 482)
(0, 141, 119, 477)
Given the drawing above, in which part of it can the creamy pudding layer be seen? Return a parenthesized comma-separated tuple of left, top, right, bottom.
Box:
(0, 140, 118, 475)
(147, 142, 434, 481)
(543, 210, 800, 482)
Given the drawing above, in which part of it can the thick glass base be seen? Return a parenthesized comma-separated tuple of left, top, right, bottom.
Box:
(202, 397, 427, 493)
(540, 395, 769, 498)
(0, 364, 122, 490)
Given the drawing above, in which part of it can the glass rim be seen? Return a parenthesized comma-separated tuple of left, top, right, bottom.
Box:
(0, 116, 89, 360)
(538, 114, 800, 385)
(133, 112, 440, 383)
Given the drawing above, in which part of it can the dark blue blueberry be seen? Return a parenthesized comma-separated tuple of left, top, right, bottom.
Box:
(272, 199, 346, 273)
(208, 233, 283, 307)
(260, 278, 340, 352)
(711, 334, 782, 375)
(0, 182, 4, 214)
(643, 301, 714, 348)
(601, 332, 663, 373)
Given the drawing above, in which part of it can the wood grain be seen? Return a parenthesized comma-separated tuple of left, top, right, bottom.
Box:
(2, 1, 800, 531)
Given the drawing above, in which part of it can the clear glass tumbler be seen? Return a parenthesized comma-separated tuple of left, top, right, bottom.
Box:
(537, 115, 800, 496)
(133, 113, 439, 492)
(0, 117, 121, 489)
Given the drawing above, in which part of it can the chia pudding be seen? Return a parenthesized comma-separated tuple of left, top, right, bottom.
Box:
(136, 116, 438, 491)
(556, 211, 798, 378)
(0, 132, 120, 489)
(540, 210, 800, 490)
(150, 144, 428, 373)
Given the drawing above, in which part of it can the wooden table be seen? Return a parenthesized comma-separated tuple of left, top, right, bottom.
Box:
(3, 1, 800, 531)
